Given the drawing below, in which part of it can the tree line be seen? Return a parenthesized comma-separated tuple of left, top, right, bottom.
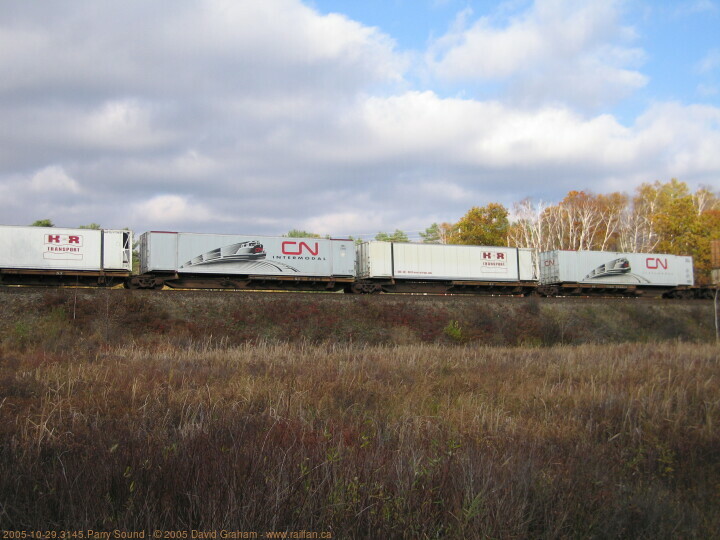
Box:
(30, 220, 101, 229)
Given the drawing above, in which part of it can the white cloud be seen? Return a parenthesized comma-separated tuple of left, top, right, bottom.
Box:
(83, 101, 155, 144)
(30, 166, 81, 193)
(0, 183, 14, 207)
(113, 151, 222, 187)
(0, 0, 404, 103)
(427, 0, 646, 109)
(416, 181, 474, 203)
(675, 0, 718, 15)
(0, 0, 719, 237)
(0, 100, 177, 162)
(302, 212, 384, 238)
(131, 194, 231, 225)
(355, 91, 635, 169)
(697, 83, 719, 96)
(633, 102, 720, 175)
(696, 48, 720, 74)
(343, 91, 720, 198)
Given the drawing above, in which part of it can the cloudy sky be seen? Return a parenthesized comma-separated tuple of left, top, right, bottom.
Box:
(1, 0, 719, 239)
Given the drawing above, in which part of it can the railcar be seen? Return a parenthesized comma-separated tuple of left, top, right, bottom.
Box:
(0, 225, 132, 287)
(537, 250, 700, 298)
(352, 241, 538, 295)
(126, 231, 355, 291)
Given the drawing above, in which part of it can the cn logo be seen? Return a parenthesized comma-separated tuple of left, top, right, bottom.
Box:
(646, 257, 668, 270)
(282, 241, 319, 256)
(45, 234, 82, 246)
(544, 259, 556, 267)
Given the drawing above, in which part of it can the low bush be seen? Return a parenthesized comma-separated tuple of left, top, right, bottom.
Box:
(1, 290, 716, 349)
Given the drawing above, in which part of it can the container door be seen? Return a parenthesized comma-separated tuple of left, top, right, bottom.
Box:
(331, 241, 355, 277)
(102, 230, 133, 271)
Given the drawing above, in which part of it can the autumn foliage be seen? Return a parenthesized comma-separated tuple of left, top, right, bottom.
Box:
(447, 203, 509, 246)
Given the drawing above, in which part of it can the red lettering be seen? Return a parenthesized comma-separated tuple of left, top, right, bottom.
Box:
(646, 257, 668, 270)
(44, 234, 83, 246)
(483, 252, 491, 259)
(281, 241, 319, 256)
(544, 259, 555, 266)
(497, 253, 505, 260)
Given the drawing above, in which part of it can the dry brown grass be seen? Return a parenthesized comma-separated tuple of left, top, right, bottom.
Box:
(0, 340, 718, 537)
(1, 289, 716, 351)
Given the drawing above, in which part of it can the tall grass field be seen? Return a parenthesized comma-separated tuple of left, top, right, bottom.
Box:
(0, 289, 718, 538)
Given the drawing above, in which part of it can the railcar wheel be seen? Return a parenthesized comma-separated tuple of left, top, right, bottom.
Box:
(126, 276, 164, 289)
(350, 281, 382, 294)
(537, 285, 560, 297)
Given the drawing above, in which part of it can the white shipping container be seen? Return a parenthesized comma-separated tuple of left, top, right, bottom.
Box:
(0, 225, 132, 272)
(539, 250, 694, 287)
(139, 231, 355, 277)
(357, 241, 523, 281)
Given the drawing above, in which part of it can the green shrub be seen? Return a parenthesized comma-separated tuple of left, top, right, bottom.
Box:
(444, 320, 464, 342)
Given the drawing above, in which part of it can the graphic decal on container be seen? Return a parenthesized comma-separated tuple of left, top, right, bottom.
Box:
(43, 233, 84, 261)
(583, 258, 650, 283)
(180, 241, 300, 272)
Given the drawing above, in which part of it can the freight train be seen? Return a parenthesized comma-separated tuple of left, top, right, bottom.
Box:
(0, 225, 715, 298)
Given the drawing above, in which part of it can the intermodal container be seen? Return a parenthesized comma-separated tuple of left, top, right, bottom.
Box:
(0, 225, 132, 272)
(538, 250, 693, 287)
(139, 231, 355, 277)
(357, 241, 529, 281)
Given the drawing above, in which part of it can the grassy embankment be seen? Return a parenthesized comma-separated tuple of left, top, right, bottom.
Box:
(0, 288, 715, 349)
(0, 290, 718, 537)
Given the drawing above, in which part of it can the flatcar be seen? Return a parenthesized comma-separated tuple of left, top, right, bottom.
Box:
(537, 250, 698, 298)
(351, 241, 538, 295)
(126, 231, 355, 291)
(0, 225, 132, 287)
